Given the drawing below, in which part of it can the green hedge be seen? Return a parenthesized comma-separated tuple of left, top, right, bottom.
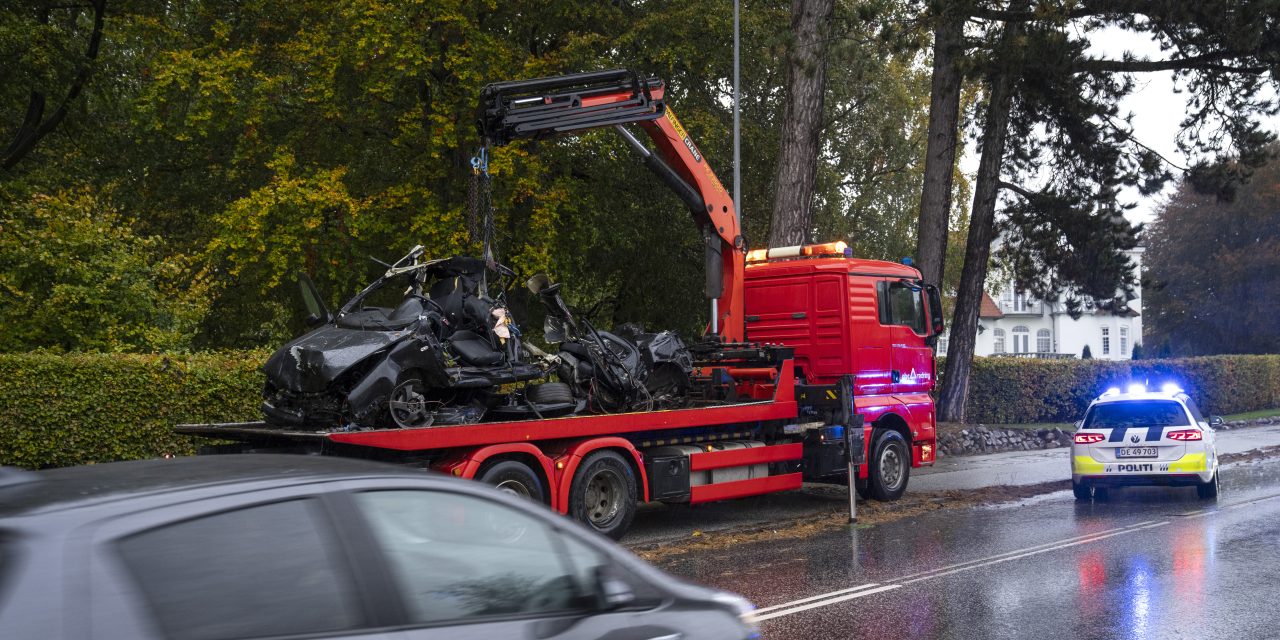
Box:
(3, 351, 1278, 469)
(959, 355, 1280, 424)
(0, 352, 266, 469)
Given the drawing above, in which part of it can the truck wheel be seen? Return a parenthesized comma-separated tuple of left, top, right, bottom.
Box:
(569, 450, 637, 540)
(1196, 471, 1219, 500)
(868, 430, 909, 501)
(855, 475, 872, 500)
(479, 460, 546, 503)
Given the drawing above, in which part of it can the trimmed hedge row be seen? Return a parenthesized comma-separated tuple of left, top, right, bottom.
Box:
(0, 352, 266, 469)
(2, 352, 1278, 469)
(958, 355, 1280, 424)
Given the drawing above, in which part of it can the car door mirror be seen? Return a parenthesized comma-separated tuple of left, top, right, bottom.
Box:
(1209, 415, 1225, 429)
(593, 565, 636, 610)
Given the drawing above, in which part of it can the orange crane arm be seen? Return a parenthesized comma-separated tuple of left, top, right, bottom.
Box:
(477, 69, 744, 342)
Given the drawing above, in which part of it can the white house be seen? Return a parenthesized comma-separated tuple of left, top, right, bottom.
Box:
(939, 249, 1144, 360)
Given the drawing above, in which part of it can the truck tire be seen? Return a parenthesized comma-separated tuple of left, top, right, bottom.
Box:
(527, 382, 574, 404)
(479, 460, 546, 503)
(868, 429, 909, 501)
(569, 450, 637, 540)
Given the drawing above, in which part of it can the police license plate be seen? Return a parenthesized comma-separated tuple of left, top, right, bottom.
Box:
(1116, 447, 1158, 459)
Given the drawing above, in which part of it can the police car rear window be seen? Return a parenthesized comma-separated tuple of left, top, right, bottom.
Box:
(1084, 400, 1190, 429)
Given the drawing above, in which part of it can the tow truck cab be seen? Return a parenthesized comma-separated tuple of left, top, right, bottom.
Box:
(743, 241, 946, 469)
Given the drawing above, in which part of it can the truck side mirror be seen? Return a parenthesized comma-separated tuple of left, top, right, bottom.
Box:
(925, 284, 945, 335)
(298, 273, 332, 326)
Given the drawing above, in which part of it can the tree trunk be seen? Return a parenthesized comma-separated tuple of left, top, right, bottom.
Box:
(937, 23, 1022, 423)
(767, 0, 835, 248)
(914, 13, 964, 288)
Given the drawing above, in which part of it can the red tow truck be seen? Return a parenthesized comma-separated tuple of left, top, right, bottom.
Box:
(179, 70, 945, 539)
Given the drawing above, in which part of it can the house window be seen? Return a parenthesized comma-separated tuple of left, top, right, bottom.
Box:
(1037, 329, 1051, 353)
(1013, 291, 1029, 313)
(1001, 289, 1013, 307)
(992, 328, 1006, 354)
(1101, 326, 1111, 355)
(1012, 326, 1030, 353)
(938, 333, 949, 355)
(1120, 326, 1129, 355)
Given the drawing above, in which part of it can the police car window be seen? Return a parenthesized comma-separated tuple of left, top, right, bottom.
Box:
(116, 499, 361, 640)
(1084, 401, 1191, 428)
(879, 281, 926, 333)
(353, 490, 585, 625)
(1184, 398, 1206, 423)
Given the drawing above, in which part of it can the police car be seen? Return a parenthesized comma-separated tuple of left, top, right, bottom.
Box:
(1071, 383, 1221, 501)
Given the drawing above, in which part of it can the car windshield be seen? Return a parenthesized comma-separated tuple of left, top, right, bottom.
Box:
(1083, 400, 1191, 428)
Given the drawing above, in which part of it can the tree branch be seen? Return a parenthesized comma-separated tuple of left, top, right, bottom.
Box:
(2, 0, 107, 170)
(1077, 53, 1268, 74)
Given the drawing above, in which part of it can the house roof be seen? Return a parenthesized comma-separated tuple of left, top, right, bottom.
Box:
(980, 292, 1003, 318)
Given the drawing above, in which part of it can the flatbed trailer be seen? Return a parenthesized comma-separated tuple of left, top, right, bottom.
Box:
(180, 357, 891, 539)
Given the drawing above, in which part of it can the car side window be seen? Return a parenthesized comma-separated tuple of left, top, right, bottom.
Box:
(877, 281, 926, 334)
(115, 499, 362, 640)
(353, 490, 586, 625)
(1184, 398, 1206, 424)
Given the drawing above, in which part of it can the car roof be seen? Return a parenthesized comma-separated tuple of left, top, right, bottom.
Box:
(1091, 392, 1190, 406)
(0, 455, 431, 518)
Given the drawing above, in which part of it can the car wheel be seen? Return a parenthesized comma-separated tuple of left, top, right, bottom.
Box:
(1196, 471, 1220, 500)
(1072, 481, 1091, 501)
(570, 450, 637, 540)
(479, 459, 546, 503)
(388, 375, 433, 428)
(868, 429, 910, 501)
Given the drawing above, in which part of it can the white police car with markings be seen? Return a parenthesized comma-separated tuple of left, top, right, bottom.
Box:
(1071, 383, 1222, 501)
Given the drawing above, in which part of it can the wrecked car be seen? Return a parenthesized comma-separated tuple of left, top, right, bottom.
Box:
(261, 245, 693, 430)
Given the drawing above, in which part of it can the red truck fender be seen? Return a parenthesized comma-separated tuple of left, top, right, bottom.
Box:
(550, 437, 649, 514)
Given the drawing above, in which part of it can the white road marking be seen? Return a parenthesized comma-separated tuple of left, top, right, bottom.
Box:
(753, 520, 1169, 623)
(750, 585, 903, 622)
(751, 583, 881, 614)
(896, 521, 1169, 586)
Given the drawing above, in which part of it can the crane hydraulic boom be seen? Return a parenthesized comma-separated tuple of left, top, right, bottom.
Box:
(477, 69, 745, 343)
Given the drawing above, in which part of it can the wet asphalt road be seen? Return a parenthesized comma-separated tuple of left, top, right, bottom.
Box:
(624, 424, 1280, 547)
(652, 458, 1280, 640)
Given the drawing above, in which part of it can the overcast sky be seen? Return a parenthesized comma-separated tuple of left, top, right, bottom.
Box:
(960, 27, 1280, 226)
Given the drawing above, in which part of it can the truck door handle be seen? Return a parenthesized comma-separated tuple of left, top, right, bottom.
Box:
(891, 369, 901, 383)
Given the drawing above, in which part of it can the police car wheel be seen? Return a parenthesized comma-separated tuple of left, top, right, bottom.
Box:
(1196, 471, 1219, 500)
(1072, 481, 1091, 501)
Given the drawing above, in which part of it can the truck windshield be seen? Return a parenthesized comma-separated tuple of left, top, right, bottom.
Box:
(1083, 400, 1190, 428)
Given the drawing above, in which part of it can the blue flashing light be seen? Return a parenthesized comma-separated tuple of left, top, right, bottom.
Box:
(1127, 383, 1146, 395)
(1103, 387, 1121, 397)
(1161, 383, 1184, 395)
(843, 247, 854, 257)
(902, 256, 914, 266)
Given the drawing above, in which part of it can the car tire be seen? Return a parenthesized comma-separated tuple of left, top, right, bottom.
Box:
(479, 460, 546, 503)
(1196, 471, 1220, 500)
(569, 450, 637, 540)
(527, 382, 574, 405)
(1072, 481, 1091, 501)
(868, 429, 910, 501)
(1093, 486, 1111, 501)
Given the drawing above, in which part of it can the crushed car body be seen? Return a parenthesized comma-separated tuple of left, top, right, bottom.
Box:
(261, 245, 693, 430)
